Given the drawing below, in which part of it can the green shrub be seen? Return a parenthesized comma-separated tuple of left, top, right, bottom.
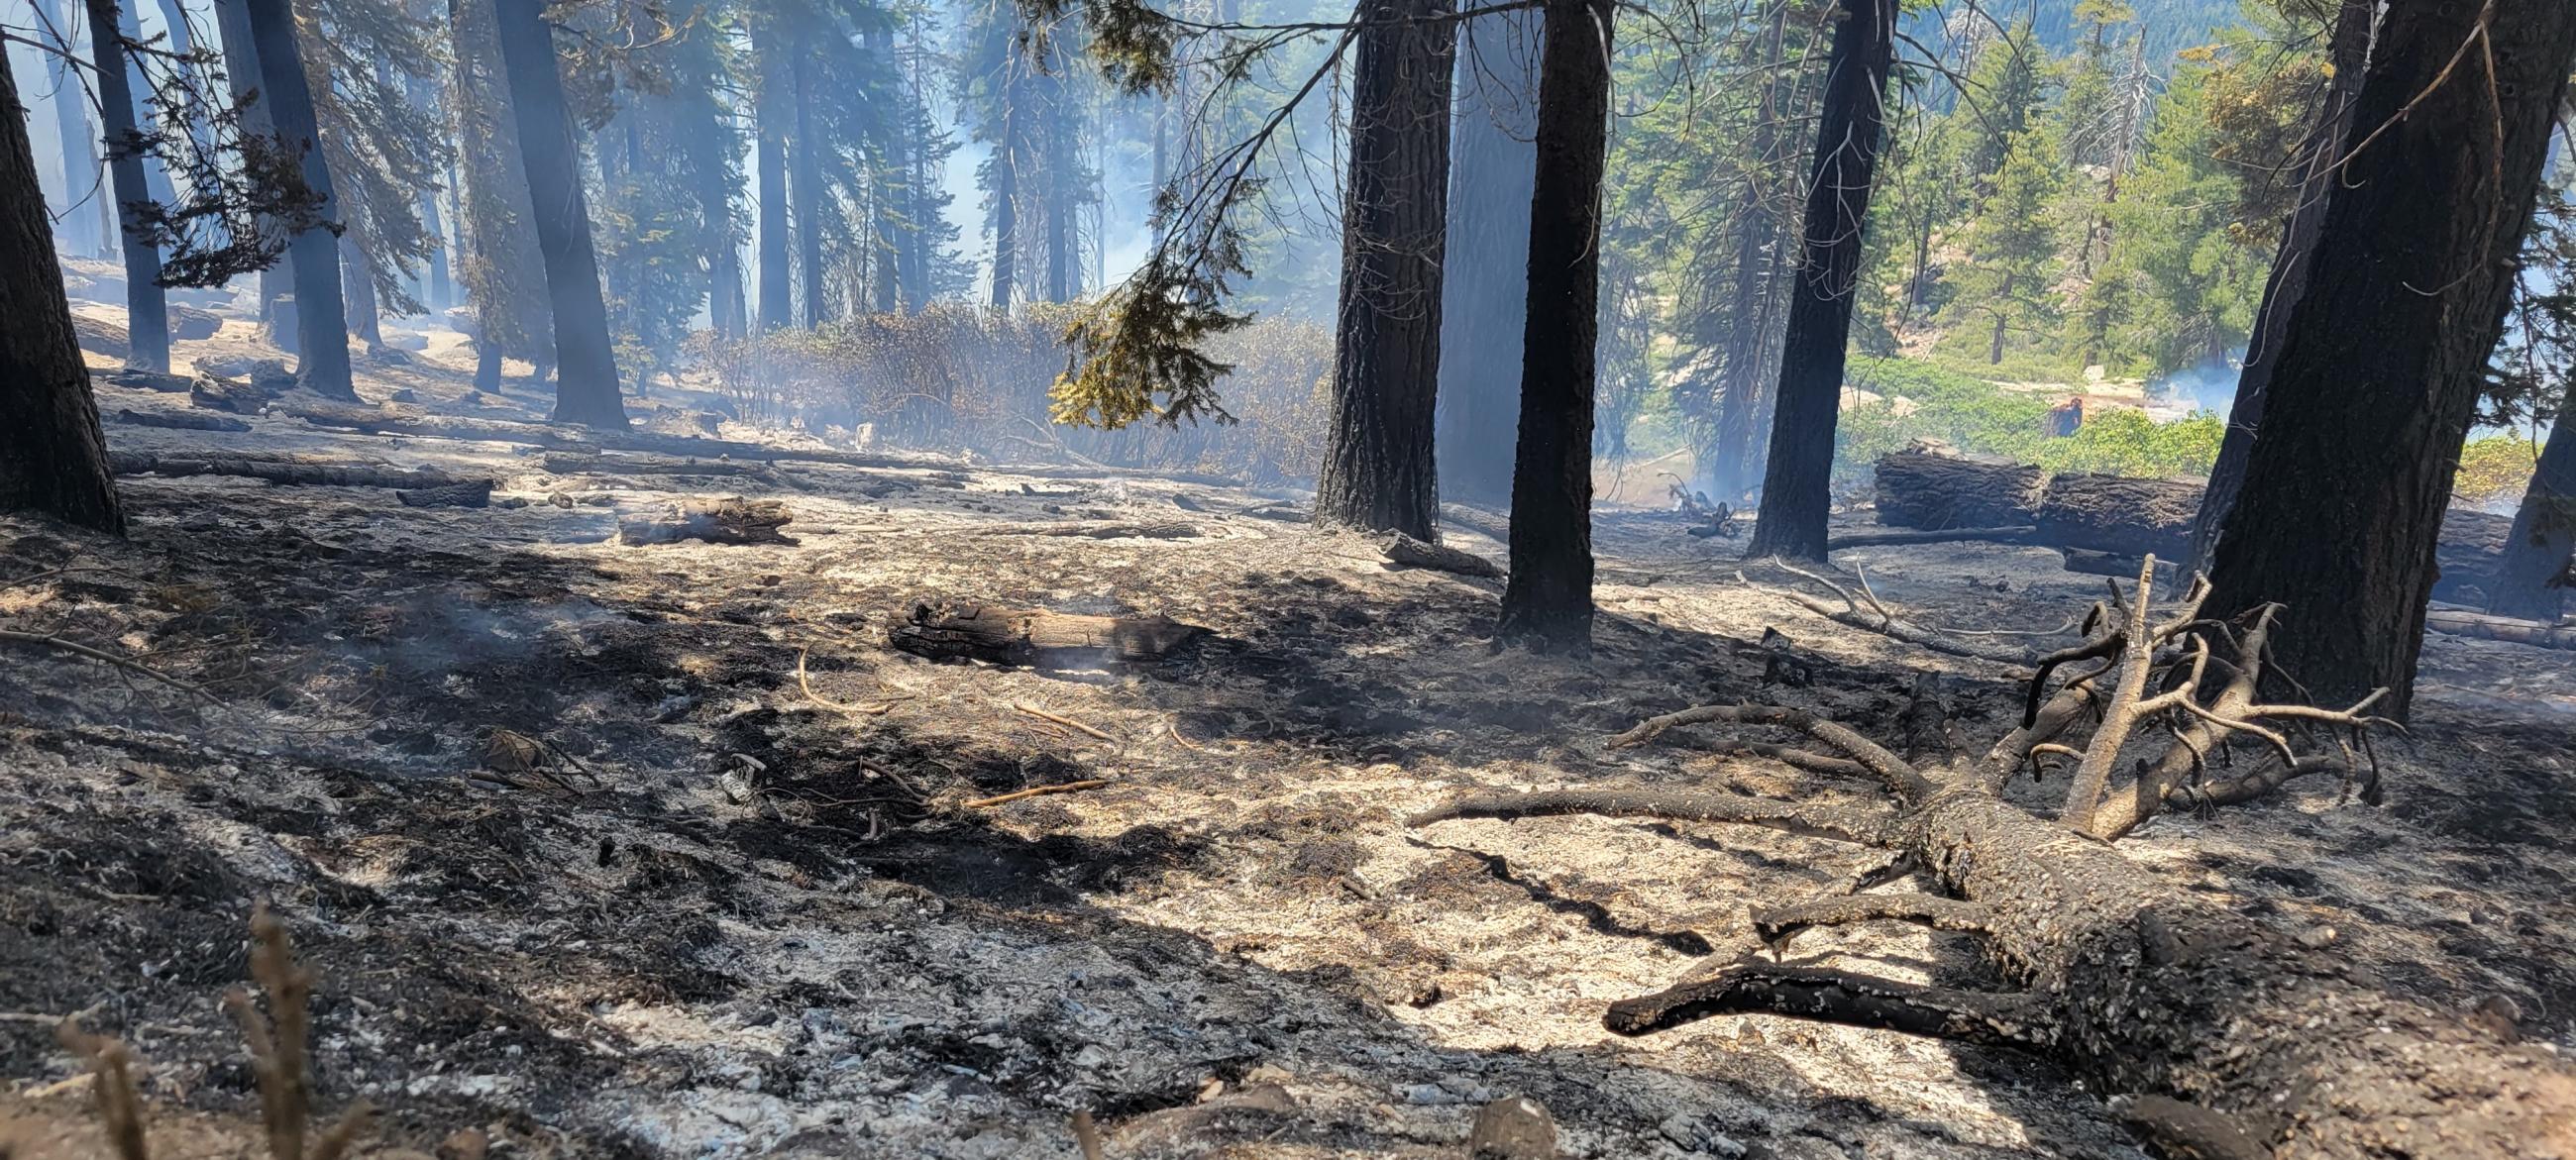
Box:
(1834, 356, 2219, 484)
(2456, 434, 2540, 505)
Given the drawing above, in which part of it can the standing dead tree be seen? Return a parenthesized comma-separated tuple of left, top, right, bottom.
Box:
(1412, 560, 2573, 1159)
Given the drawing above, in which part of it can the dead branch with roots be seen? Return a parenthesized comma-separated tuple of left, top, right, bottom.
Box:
(1410, 557, 2563, 1159)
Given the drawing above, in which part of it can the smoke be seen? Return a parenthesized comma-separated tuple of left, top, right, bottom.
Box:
(2145, 349, 2244, 417)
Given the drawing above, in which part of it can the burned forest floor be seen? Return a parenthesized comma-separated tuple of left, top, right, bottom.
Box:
(7, 316, 2576, 1159)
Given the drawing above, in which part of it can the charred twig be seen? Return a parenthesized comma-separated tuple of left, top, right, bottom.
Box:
(796, 648, 895, 715)
(221, 904, 374, 1160)
(1407, 789, 1895, 847)
(0, 630, 218, 700)
(53, 1021, 150, 1160)
(963, 780, 1112, 809)
(1015, 702, 1115, 741)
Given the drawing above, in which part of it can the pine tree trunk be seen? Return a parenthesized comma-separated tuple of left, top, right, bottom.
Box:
(1038, 41, 1074, 304)
(491, 0, 626, 428)
(753, 22, 792, 332)
(1705, 8, 1789, 500)
(46, 0, 107, 260)
(448, 0, 552, 373)
(0, 46, 126, 533)
(1495, 0, 1612, 649)
(1313, 0, 1455, 540)
(84, 0, 171, 375)
(1432, 2, 1538, 507)
(790, 42, 826, 329)
(340, 228, 381, 347)
(2487, 373, 2576, 621)
(989, 71, 1020, 311)
(1745, 0, 1894, 563)
(2188, 0, 2376, 575)
(245, 0, 353, 398)
(208, 0, 274, 311)
(2204, 0, 2576, 717)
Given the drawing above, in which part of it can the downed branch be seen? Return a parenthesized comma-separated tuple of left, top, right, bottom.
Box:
(967, 520, 1201, 540)
(109, 452, 479, 491)
(617, 498, 797, 546)
(1769, 562, 2046, 666)
(1016, 702, 1116, 740)
(888, 600, 1206, 668)
(963, 780, 1111, 808)
(2423, 608, 2576, 650)
(1408, 572, 2569, 1158)
(1824, 526, 2036, 550)
(0, 629, 216, 698)
(117, 407, 250, 433)
(1383, 533, 1504, 579)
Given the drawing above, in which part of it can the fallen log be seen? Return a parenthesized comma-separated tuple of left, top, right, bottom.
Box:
(2424, 608, 2576, 650)
(116, 409, 250, 433)
(1383, 533, 1504, 578)
(616, 497, 796, 546)
(887, 600, 1206, 668)
(1872, 449, 2044, 529)
(967, 520, 1201, 539)
(395, 480, 495, 508)
(2033, 473, 2201, 560)
(284, 403, 931, 472)
(1874, 452, 2529, 601)
(190, 373, 275, 414)
(108, 453, 475, 490)
(1415, 580, 2571, 1159)
(541, 452, 778, 478)
(1826, 526, 2035, 551)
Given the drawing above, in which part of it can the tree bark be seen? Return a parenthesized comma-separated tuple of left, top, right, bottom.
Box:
(1314, 0, 1455, 541)
(1433, 2, 1538, 507)
(988, 49, 1022, 311)
(790, 41, 826, 329)
(2203, 0, 2576, 717)
(491, 0, 627, 429)
(1703, 6, 1791, 501)
(753, 22, 792, 332)
(1746, 0, 1895, 562)
(1, 47, 127, 533)
(245, 0, 352, 398)
(448, 0, 551, 377)
(45, 0, 108, 260)
(1038, 37, 1075, 304)
(2488, 376, 2576, 620)
(2187, 0, 2377, 574)
(339, 229, 381, 347)
(1495, 0, 1612, 649)
(84, 0, 171, 375)
(1872, 449, 2044, 530)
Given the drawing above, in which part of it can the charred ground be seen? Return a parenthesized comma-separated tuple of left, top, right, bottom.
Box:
(4, 355, 2574, 1158)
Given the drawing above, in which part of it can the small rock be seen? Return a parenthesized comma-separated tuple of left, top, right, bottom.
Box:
(1468, 1096, 1556, 1159)
(2296, 925, 2339, 949)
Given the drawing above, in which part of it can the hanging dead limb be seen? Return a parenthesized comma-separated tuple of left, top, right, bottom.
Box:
(1410, 570, 2569, 1158)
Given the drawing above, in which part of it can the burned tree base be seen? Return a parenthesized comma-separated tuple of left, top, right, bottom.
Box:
(887, 600, 1207, 669)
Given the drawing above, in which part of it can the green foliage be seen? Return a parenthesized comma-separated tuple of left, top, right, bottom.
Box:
(1834, 357, 2220, 482)
(2457, 434, 2544, 506)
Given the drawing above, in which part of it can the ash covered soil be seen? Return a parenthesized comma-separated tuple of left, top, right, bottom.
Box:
(6, 325, 2576, 1158)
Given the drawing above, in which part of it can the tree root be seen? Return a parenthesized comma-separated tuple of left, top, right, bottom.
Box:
(1407, 789, 1893, 847)
(1603, 964, 2057, 1051)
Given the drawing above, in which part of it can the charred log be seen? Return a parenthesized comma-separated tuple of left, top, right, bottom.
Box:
(1871, 449, 2044, 530)
(888, 600, 1207, 669)
(616, 498, 796, 546)
(108, 453, 480, 490)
